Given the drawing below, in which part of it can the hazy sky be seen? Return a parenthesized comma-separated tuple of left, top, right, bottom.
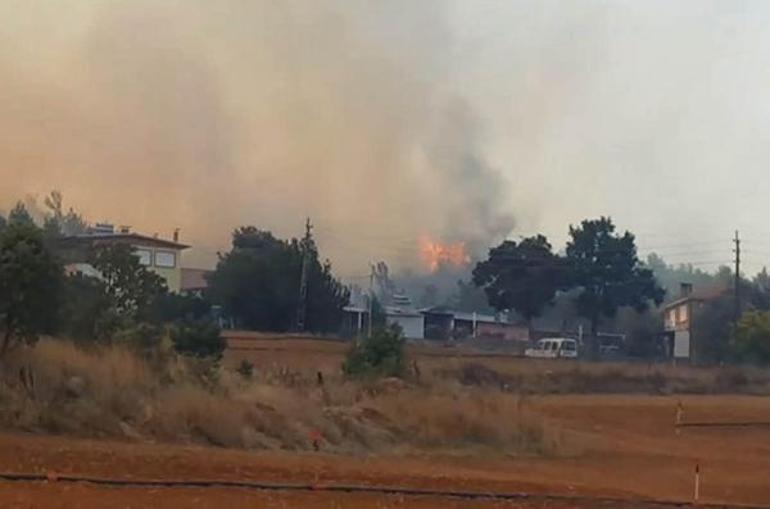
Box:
(2, 1, 770, 276)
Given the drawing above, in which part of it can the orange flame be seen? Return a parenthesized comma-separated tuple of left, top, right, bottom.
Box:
(419, 236, 471, 272)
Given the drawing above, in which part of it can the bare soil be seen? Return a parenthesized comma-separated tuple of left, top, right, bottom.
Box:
(0, 394, 769, 508)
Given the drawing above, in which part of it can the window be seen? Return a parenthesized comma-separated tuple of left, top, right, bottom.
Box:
(563, 341, 576, 351)
(135, 248, 152, 266)
(154, 250, 177, 268)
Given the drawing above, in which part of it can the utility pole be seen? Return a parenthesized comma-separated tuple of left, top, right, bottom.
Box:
(296, 218, 312, 332)
(368, 263, 375, 338)
(734, 230, 741, 324)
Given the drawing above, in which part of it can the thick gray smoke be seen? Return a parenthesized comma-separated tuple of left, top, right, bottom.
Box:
(0, 1, 514, 273)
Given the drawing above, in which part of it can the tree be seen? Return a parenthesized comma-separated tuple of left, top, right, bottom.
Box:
(370, 295, 387, 329)
(58, 272, 118, 342)
(0, 221, 62, 355)
(732, 310, 770, 365)
(208, 228, 301, 331)
(566, 217, 664, 337)
(692, 294, 734, 364)
(170, 318, 225, 360)
(472, 235, 568, 327)
(343, 324, 406, 378)
(208, 226, 349, 333)
(42, 190, 88, 237)
(89, 243, 167, 318)
(645, 253, 727, 302)
(8, 202, 35, 227)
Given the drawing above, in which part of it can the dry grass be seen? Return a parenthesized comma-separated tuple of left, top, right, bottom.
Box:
(434, 359, 770, 395)
(3, 338, 766, 457)
(0, 340, 560, 456)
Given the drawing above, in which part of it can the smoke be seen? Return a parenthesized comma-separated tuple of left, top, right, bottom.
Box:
(0, 1, 514, 272)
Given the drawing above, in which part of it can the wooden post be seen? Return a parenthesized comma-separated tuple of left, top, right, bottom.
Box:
(694, 463, 701, 503)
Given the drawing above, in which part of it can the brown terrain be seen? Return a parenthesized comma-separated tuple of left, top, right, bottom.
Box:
(1, 335, 770, 508)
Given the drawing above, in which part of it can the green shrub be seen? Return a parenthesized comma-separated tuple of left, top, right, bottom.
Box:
(170, 318, 225, 360)
(237, 359, 255, 379)
(342, 325, 406, 378)
(732, 310, 770, 365)
(114, 321, 164, 354)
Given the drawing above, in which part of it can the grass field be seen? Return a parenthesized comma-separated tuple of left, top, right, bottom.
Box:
(1, 333, 770, 507)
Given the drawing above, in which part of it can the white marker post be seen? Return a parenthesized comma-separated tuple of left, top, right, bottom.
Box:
(694, 463, 701, 504)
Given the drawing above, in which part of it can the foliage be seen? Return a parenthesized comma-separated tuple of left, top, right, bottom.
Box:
(113, 320, 165, 353)
(732, 310, 770, 365)
(0, 221, 62, 355)
(170, 318, 224, 360)
(473, 235, 568, 323)
(89, 243, 168, 318)
(42, 190, 88, 237)
(58, 273, 119, 342)
(343, 325, 406, 378)
(236, 359, 255, 379)
(645, 253, 732, 302)
(690, 294, 735, 364)
(566, 217, 664, 335)
(612, 307, 664, 358)
(208, 226, 349, 333)
(370, 296, 387, 329)
(149, 292, 212, 324)
(8, 202, 35, 227)
(449, 279, 495, 314)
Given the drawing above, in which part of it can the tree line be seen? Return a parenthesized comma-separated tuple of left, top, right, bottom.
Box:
(473, 217, 665, 337)
(0, 192, 350, 360)
(0, 194, 221, 359)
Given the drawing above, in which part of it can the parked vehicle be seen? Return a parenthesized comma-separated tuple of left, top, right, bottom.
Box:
(524, 337, 578, 359)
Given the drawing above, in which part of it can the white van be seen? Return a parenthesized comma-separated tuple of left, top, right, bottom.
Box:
(524, 338, 578, 359)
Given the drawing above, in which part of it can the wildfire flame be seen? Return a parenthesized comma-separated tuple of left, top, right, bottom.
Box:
(419, 236, 471, 272)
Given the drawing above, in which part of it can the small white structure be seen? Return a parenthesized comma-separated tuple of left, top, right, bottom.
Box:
(385, 307, 425, 340)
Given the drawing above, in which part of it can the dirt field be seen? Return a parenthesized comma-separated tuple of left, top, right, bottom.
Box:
(1, 394, 769, 508)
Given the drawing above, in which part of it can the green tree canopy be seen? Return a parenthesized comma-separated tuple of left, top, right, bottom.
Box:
(0, 221, 62, 355)
(732, 310, 770, 365)
(472, 235, 568, 324)
(88, 243, 168, 318)
(208, 225, 349, 333)
(566, 217, 664, 335)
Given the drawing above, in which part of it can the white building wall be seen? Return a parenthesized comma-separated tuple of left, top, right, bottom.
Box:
(674, 330, 690, 359)
(387, 314, 425, 340)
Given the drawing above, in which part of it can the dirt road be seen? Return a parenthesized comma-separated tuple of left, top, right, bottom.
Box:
(0, 395, 768, 508)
